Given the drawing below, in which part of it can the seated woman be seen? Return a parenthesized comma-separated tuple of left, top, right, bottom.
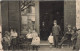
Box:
(10, 29, 18, 50)
(59, 25, 72, 47)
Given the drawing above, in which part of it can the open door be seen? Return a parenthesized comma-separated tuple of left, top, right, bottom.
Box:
(40, 1, 64, 40)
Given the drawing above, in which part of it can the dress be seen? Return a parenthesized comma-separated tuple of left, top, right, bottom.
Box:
(31, 36, 40, 45)
(48, 35, 53, 44)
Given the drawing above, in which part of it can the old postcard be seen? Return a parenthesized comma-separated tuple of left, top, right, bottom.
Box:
(0, 0, 80, 51)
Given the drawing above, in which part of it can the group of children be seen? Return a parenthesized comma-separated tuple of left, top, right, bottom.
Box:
(2, 29, 18, 50)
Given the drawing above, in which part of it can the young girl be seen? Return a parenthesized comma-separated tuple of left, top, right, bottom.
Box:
(31, 30, 40, 51)
(48, 33, 53, 48)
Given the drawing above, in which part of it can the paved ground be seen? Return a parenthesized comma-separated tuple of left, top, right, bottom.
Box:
(8, 41, 75, 51)
(38, 45, 73, 51)
(21, 45, 73, 51)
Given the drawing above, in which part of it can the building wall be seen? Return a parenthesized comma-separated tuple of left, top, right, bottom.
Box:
(0, 2, 2, 32)
(8, 1, 21, 35)
(35, 1, 40, 35)
(1, 1, 76, 36)
(0, 2, 1, 25)
(1, 1, 9, 35)
(64, 1, 76, 29)
(76, 0, 80, 29)
(1, 1, 21, 36)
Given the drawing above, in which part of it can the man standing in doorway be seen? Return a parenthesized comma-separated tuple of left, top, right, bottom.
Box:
(52, 20, 61, 48)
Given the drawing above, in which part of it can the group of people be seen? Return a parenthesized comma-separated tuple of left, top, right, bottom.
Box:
(48, 20, 61, 48)
(2, 29, 18, 50)
(1, 28, 40, 51)
(1, 20, 80, 51)
(48, 20, 80, 50)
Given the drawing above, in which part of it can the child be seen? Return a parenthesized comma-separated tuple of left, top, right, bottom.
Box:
(11, 29, 18, 50)
(48, 33, 53, 48)
(31, 30, 40, 51)
(26, 29, 32, 43)
(2, 31, 11, 50)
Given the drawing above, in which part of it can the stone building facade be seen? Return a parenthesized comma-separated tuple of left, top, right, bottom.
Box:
(0, 1, 79, 37)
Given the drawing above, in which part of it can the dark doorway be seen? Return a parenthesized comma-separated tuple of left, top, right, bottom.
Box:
(40, 1, 64, 40)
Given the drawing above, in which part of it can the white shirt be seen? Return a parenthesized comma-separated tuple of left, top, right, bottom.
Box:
(11, 32, 18, 39)
(26, 33, 32, 39)
(32, 32, 38, 38)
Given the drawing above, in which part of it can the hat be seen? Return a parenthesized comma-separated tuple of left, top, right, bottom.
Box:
(54, 20, 57, 23)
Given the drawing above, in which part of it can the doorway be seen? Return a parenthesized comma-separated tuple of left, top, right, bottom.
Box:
(40, 1, 64, 40)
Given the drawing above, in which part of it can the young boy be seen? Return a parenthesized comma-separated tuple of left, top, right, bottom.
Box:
(48, 33, 53, 48)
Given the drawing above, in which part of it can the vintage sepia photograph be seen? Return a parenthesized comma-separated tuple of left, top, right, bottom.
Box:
(0, 0, 80, 51)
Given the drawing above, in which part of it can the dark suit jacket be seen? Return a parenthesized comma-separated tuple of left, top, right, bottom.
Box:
(52, 25, 61, 35)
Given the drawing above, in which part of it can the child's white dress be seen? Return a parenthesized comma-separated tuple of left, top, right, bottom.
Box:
(48, 35, 53, 44)
(31, 37, 40, 45)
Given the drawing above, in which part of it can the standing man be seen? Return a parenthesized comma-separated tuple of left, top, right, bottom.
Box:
(52, 20, 61, 48)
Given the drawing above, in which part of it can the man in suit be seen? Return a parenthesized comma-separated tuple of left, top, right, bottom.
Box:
(52, 20, 61, 48)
